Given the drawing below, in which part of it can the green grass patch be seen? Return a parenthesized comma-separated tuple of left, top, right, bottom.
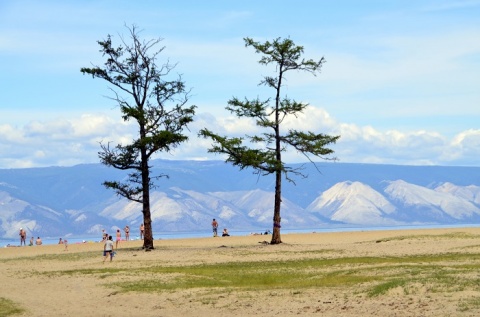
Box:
(0, 247, 145, 263)
(0, 297, 25, 316)
(43, 251, 480, 299)
(110, 253, 480, 295)
(373, 232, 480, 243)
(458, 297, 480, 312)
(368, 279, 407, 297)
(0, 251, 99, 263)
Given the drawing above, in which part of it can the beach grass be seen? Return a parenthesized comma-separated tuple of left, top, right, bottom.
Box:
(458, 297, 480, 312)
(0, 297, 25, 316)
(38, 250, 480, 299)
(2, 229, 480, 316)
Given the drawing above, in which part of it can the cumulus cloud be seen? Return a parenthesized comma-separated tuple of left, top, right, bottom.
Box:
(156, 106, 480, 167)
(0, 107, 479, 168)
(0, 113, 136, 168)
(443, 129, 480, 164)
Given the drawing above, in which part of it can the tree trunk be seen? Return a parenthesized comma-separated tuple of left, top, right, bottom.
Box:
(141, 150, 154, 250)
(270, 169, 282, 244)
(271, 82, 283, 245)
(142, 200, 154, 250)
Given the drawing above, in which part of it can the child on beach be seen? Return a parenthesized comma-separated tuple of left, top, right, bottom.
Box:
(103, 235, 114, 263)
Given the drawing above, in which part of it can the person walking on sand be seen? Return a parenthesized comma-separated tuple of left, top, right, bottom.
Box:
(116, 229, 121, 248)
(140, 223, 144, 240)
(211, 219, 218, 237)
(64, 238, 68, 251)
(103, 235, 114, 263)
(124, 225, 130, 241)
(19, 228, 26, 246)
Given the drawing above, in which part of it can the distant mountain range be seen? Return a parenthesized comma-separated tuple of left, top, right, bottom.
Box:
(1, 160, 480, 239)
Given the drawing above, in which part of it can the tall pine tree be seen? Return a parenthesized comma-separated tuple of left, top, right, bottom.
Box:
(81, 25, 196, 250)
(200, 37, 339, 244)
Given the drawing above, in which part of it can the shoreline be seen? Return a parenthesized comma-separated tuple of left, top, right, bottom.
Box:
(3, 223, 480, 248)
(2, 225, 480, 258)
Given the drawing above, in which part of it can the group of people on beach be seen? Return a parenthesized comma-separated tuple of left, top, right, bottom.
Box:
(211, 219, 230, 237)
(12, 225, 145, 262)
(14, 228, 70, 250)
(15, 223, 140, 251)
(12, 222, 268, 264)
(58, 237, 68, 250)
(101, 223, 144, 243)
(100, 223, 145, 262)
(211, 219, 271, 237)
(18, 228, 45, 247)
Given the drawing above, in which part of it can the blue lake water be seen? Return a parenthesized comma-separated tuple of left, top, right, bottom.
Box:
(2, 223, 480, 248)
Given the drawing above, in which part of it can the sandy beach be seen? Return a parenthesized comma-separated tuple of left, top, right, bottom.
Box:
(1, 227, 480, 316)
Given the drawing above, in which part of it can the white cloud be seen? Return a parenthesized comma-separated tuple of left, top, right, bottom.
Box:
(0, 106, 479, 169)
(0, 113, 136, 168)
(158, 106, 480, 167)
(282, 106, 337, 131)
(0, 1, 478, 168)
(444, 129, 480, 163)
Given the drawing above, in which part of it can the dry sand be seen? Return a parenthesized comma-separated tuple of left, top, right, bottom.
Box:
(1, 227, 480, 316)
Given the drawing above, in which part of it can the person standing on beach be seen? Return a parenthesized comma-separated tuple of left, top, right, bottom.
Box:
(211, 219, 218, 237)
(140, 223, 144, 240)
(64, 239, 68, 251)
(19, 228, 26, 246)
(103, 235, 114, 263)
(124, 225, 130, 241)
(116, 229, 121, 248)
(101, 229, 107, 242)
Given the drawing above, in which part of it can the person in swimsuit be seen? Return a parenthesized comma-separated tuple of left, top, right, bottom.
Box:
(116, 229, 121, 248)
(19, 228, 26, 246)
(211, 219, 218, 237)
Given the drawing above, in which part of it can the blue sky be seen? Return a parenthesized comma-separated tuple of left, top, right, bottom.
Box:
(0, 0, 479, 168)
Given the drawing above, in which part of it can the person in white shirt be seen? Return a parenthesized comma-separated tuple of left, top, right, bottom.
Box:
(103, 235, 115, 263)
